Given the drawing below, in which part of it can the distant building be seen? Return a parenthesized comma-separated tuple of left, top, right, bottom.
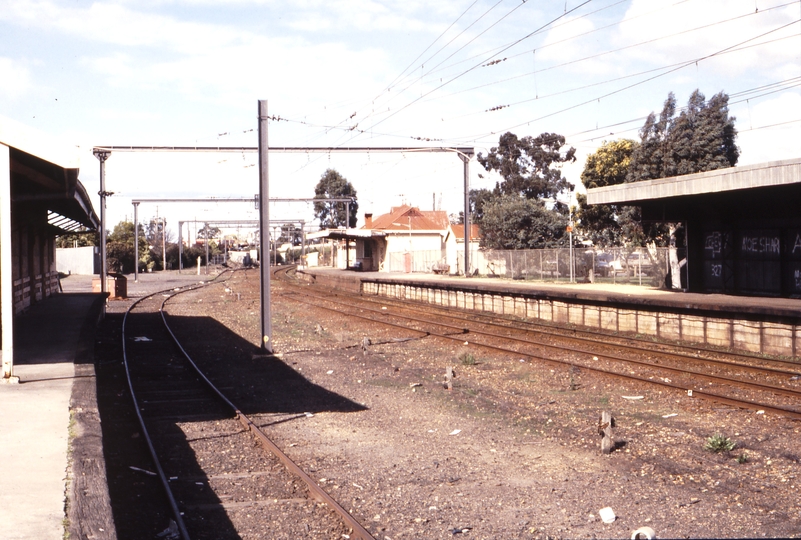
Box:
(444, 222, 481, 275)
(309, 205, 481, 274)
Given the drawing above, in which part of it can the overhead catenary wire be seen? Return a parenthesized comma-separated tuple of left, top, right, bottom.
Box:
(192, 2, 800, 156)
(339, 0, 595, 146)
(461, 17, 801, 142)
(422, 0, 801, 106)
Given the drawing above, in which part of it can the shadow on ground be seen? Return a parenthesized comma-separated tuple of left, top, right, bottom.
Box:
(164, 314, 367, 415)
(91, 311, 363, 539)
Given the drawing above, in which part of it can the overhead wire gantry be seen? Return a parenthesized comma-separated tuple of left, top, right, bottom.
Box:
(93, 99, 475, 353)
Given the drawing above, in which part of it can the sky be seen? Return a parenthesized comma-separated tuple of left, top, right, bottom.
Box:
(1, 0, 799, 241)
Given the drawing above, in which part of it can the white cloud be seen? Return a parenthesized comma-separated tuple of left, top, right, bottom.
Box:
(617, 0, 800, 76)
(733, 92, 801, 164)
(0, 57, 33, 99)
(1, 1, 249, 54)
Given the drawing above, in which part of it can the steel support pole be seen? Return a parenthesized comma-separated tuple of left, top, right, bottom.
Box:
(204, 222, 209, 275)
(1, 143, 16, 382)
(178, 221, 183, 273)
(258, 100, 273, 353)
(133, 202, 139, 282)
(300, 222, 305, 268)
(161, 217, 166, 271)
(462, 153, 470, 277)
(94, 150, 111, 293)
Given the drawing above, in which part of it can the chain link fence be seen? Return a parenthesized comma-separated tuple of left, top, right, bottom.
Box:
(443, 247, 675, 287)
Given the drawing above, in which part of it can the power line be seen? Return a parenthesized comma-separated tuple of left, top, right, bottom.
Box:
(426, 0, 800, 107)
(461, 17, 800, 142)
(439, 34, 801, 123)
(345, 0, 594, 144)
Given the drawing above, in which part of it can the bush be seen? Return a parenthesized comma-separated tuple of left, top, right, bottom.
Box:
(704, 433, 736, 453)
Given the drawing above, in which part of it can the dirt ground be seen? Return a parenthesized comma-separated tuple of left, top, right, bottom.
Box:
(161, 269, 801, 539)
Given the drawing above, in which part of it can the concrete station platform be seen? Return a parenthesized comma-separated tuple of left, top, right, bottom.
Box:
(299, 267, 801, 358)
(301, 267, 801, 318)
(0, 270, 209, 540)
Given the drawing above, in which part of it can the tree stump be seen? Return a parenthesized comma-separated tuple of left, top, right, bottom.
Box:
(599, 410, 614, 454)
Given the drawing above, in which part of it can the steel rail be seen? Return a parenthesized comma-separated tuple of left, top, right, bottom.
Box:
(306, 279, 801, 375)
(284, 288, 801, 400)
(159, 278, 375, 540)
(278, 284, 801, 420)
(356, 278, 801, 368)
(121, 278, 224, 540)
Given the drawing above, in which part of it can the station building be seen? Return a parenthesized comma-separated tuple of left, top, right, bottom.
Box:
(1, 116, 100, 380)
(586, 158, 801, 298)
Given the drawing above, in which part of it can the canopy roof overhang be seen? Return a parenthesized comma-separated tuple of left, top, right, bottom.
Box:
(1, 116, 99, 233)
(586, 158, 801, 223)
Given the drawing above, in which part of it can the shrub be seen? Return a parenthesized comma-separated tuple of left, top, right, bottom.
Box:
(704, 433, 736, 453)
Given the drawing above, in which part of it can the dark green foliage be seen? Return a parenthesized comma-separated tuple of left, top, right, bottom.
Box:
(476, 132, 575, 249)
(576, 139, 636, 247)
(479, 195, 568, 249)
(196, 224, 220, 240)
(627, 90, 739, 183)
(106, 221, 148, 273)
(181, 245, 207, 268)
(469, 188, 495, 223)
(608, 89, 739, 248)
(314, 169, 358, 228)
(478, 132, 576, 200)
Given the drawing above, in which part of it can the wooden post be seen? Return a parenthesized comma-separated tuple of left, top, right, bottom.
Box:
(445, 366, 455, 390)
(599, 411, 614, 454)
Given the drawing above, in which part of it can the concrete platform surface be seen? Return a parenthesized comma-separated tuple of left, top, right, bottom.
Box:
(0, 270, 215, 540)
(0, 293, 104, 540)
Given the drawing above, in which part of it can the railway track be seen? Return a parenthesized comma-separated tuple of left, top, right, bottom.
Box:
(121, 272, 374, 539)
(276, 267, 801, 420)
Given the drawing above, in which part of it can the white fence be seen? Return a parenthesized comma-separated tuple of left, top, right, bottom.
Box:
(386, 250, 445, 273)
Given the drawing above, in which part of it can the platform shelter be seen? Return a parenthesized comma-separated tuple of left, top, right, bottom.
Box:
(587, 158, 801, 298)
(1, 115, 100, 381)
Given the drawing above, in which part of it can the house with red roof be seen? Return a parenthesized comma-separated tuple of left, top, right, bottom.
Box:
(358, 205, 449, 272)
(307, 204, 481, 273)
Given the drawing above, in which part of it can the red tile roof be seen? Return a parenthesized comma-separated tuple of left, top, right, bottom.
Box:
(449, 223, 480, 240)
(364, 205, 449, 232)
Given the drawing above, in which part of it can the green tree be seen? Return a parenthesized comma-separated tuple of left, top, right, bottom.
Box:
(313, 169, 358, 228)
(478, 132, 576, 200)
(453, 188, 495, 225)
(196, 224, 221, 241)
(626, 89, 739, 287)
(627, 90, 738, 183)
(576, 139, 637, 247)
(479, 194, 568, 250)
(476, 131, 575, 248)
(106, 221, 148, 274)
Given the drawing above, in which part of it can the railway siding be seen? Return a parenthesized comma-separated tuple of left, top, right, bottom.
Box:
(301, 269, 801, 359)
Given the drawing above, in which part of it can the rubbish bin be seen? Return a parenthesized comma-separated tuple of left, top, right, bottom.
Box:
(92, 273, 127, 299)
